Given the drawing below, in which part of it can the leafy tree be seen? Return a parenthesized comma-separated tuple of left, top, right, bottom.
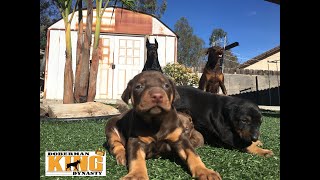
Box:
(174, 17, 205, 67)
(209, 28, 239, 69)
(223, 51, 239, 69)
(40, 0, 60, 49)
(135, 0, 167, 18)
(189, 35, 205, 68)
(209, 28, 227, 47)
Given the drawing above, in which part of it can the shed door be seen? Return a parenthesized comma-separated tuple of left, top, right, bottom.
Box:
(96, 35, 114, 99)
(112, 36, 144, 100)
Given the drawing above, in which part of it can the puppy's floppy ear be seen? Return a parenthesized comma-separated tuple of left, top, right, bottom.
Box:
(155, 39, 158, 48)
(169, 78, 180, 102)
(121, 80, 133, 104)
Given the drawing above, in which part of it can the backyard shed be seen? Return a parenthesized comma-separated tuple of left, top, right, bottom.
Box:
(44, 7, 178, 100)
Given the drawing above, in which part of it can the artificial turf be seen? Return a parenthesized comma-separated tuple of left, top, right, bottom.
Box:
(40, 110, 279, 180)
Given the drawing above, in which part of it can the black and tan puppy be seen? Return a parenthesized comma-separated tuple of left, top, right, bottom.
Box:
(105, 71, 221, 180)
(174, 85, 274, 157)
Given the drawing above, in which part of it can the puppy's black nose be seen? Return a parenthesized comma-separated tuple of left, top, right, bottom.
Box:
(151, 93, 163, 103)
(252, 134, 259, 142)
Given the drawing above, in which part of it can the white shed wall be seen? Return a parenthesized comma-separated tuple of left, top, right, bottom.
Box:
(45, 30, 77, 100)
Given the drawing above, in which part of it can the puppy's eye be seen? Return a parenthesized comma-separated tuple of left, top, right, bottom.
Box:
(135, 84, 143, 90)
(241, 119, 249, 124)
(163, 83, 170, 89)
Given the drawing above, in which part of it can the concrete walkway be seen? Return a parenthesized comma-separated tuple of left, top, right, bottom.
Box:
(259, 105, 280, 111)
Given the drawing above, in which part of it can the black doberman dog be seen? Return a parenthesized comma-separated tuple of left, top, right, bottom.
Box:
(174, 85, 274, 157)
(105, 71, 221, 180)
(142, 38, 163, 73)
(66, 160, 81, 171)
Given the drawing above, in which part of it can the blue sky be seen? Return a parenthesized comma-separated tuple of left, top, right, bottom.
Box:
(160, 0, 280, 63)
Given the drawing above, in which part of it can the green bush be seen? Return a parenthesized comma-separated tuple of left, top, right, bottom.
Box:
(163, 63, 199, 87)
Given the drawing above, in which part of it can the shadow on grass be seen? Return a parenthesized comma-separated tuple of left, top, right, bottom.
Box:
(261, 110, 280, 118)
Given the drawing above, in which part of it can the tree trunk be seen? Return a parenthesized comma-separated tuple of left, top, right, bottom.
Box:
(78, 0, 93, 102)
(63, 23, 74, 104)
(74, 0, 84, 103)
(87, 47, 99, 102)
(87, 5, 102, 102)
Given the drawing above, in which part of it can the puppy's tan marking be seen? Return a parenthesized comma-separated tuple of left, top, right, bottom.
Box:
(121, 148, 148, 180)
(165, 127, 183, 142)
(138, 136, 155, 144)
(246, 140, 274, 157)
(177, 149, 221, 180)
(108, 129, 126, 165)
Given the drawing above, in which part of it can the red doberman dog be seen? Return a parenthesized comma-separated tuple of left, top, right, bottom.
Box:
(198, 46, 227, 95)
(105, 71, 221, 180)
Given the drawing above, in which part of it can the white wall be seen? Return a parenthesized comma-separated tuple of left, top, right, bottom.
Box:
(244, 52, 280, 71)
(45, 30, 77, 100)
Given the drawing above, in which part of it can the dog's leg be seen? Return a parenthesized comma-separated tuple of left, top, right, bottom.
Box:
(218, 75, 227, 95)
(107, 127, 126, 166)
(166, 130, 221, 180)
(245, 140, 274, 157)
(198, 75, 206, 91)
(121, 137, 149, 180)
(105, 118, 127, 166)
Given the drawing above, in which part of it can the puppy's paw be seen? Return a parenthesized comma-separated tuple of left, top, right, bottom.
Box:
(258, 149, 274, 158)
(120, 172, 149, 180)
(254, 140, 263, 147)
(193, 167, 222, 180)
(115, 151, 127, 166)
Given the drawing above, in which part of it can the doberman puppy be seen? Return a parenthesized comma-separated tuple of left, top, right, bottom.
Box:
(174, 86, 274, 157)
(66, 160, 81, 171)
(198, 46, 227, 95)
(178, 112, 204, 149)
(142, 39, 163, 73)
(105, 71, 221, 180)
(146, 112, 205, 158)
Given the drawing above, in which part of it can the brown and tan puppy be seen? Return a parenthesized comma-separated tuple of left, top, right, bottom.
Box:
(105, 71, 221, 180)
(147, 112, 205, 158)
(178, 112, 204, 149)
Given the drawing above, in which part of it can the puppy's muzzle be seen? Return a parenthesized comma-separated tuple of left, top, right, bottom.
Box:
(151, 93, 163, 104)
(137, 87, 171, 114)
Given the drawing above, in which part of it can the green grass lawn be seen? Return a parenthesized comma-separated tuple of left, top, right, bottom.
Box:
(40, 111, 279, 180)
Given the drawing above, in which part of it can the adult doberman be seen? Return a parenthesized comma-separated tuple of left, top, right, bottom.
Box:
(198, 46, 227, 95)
(105, 71, 221, 180)
(142, 38, 163, 73)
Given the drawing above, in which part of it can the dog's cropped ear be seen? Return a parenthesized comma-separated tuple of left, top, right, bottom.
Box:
(155, 39, 158, 48)
(146, 38, 150, 48)
(169, 78, 180, 102)
(121, 80, 133, 104)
